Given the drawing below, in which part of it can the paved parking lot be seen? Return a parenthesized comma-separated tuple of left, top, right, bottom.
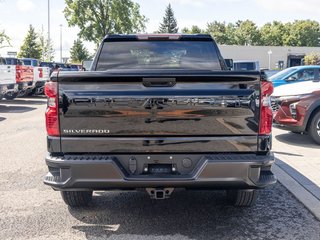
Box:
(273, 127, 320, 187)
(1, 97, 320, 240)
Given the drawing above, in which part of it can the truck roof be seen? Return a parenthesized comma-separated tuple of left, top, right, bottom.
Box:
(20, 58, 39, 61)
(234, 60, 259, 63)
(103, 34, 213, 41)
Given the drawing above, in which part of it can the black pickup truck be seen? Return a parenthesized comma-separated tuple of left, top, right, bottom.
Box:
(44, 34, 276, 208)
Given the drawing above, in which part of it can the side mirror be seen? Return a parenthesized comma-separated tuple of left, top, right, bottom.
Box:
(286, 76, 296, 82)
(224, 59, 233, 70)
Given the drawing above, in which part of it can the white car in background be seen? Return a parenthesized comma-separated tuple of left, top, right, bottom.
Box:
(272, 77, 320, 97)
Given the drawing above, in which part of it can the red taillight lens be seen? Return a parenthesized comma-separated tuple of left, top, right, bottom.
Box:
(259, 81, 274, 135)
(45, 81, 57, 97)
(45, 82, 59, 136)
(39, 68, 43, 78)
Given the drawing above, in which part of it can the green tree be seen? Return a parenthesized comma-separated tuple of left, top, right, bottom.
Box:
(206, 21, 236, 45)
(260, 21, 287, 46)
(70, 39, 90, 63)
(158, 4, 178, 33)
(0, 30, 10, 49)
(64, 0, 147, 45)
(284, 20, 320, 47)
(181, 25, 203, 34)
(181, 27, 189, 34)
(304, 52, 320, 65)
(234, 20, 261, 46)
(39, 27, 54, 61)
(18, 25, 41, 59)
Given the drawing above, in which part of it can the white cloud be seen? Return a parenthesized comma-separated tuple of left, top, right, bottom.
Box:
(16, 0, 35, 12)
(166, 0, 204, 7)
(255, 0, 320, 15)
(166, 0, 244, 7)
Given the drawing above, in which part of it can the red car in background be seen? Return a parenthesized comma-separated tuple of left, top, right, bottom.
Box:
(272, 91, 320, 144)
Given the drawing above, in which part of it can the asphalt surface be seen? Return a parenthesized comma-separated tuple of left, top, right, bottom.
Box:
(1, 97, 320, 240)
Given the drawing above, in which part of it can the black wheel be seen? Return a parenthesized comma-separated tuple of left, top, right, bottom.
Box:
(27, 88, 36, 96)
(18, 90, 29, 97)
(309, 111, 320, 145)
(4, 92, 18, 100)
(61, 191, 93, 207)
(226, 190, 257, 207)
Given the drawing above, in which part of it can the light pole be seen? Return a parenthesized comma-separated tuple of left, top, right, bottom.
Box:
(47, 0, 50, 59)
(59, 24, 63, 62)
(268, 50, 272, 70)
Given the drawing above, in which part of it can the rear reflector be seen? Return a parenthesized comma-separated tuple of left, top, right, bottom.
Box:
(45, 82, 59, 136)
(259, 81, 274, 135)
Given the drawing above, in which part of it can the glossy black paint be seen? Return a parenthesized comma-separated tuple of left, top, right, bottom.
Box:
(44, 34, 276, 192)
(47, 135, 271, 154)
(55, 73, 261, 153)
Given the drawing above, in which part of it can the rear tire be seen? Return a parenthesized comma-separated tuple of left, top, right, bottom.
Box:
(61, 191, 93, 208)
(27, 88, 36, 96)
(4, 92, 18, 100)
(18, 90, 29, 97)
(226, 190, 257, 207)
(309, 111, 320, 145)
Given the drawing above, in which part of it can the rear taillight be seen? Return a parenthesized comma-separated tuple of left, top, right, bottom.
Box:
(259, 81, 274, 135)
(39, 68, 43, 78)
(45, 81, 59, 136)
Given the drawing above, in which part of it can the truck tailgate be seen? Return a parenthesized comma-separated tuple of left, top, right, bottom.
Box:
(57, 71, 260, 153)
(0, 65, 16, 85)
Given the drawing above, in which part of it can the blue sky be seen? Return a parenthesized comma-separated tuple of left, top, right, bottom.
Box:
(0, 0, 319, 61)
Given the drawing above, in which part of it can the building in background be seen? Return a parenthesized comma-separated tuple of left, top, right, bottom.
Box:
(219, 45, 320, 69)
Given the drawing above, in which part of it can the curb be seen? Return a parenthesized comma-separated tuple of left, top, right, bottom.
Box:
(273, 164, 320, 220)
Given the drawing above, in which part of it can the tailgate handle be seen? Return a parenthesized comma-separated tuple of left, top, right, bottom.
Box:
(73, 98, 91, 106)
(142, 78, 176, 87)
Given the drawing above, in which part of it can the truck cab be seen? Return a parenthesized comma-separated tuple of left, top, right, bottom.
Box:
(0, 57, 19, 100)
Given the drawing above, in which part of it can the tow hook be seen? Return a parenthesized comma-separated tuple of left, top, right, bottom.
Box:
(146, 188, 174, 200)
